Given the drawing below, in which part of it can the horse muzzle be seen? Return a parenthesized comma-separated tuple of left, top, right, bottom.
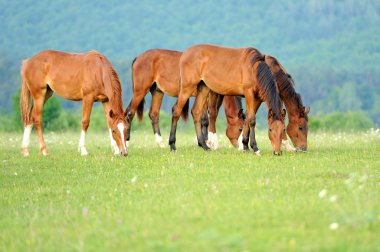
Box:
(296, 146, 307, 152)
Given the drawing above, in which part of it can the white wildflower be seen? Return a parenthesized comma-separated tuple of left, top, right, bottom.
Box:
(329, 222, 339, 230)
(329, 195, 337, 202)
(318, 189, 327, 198)
(131, 176, 137, 183)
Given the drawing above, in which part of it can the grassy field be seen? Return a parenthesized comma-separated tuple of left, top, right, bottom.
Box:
(0, 129, 379, 251)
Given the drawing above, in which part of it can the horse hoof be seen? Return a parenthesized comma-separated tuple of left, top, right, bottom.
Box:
(158, 142, 166, 148)
(41, 149, 48, 156)
(79, 147, 88, 156)
(21, 148, 29, 157)
(170, 144, 176, 152)
(254, 150, 262, 156)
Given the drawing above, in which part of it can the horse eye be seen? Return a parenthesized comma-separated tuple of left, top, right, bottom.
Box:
(112, 130, 116, 134)
(299, 127, 302, 130)
(269, 128, 272, 132)
(283, 129, 286, 132)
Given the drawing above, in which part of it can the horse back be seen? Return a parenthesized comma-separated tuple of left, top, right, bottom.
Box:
(22, 50, 110, 101)
(133, 49, 182, 96)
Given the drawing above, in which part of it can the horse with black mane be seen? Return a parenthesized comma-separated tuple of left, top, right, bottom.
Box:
(208, 55, 310, 153)
(169, 44, 285, 155)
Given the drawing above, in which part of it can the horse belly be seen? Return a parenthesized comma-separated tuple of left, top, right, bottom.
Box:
(203, 77, 244, 96)
(48, 81, 83, 101)
(156, 77, 180, 97)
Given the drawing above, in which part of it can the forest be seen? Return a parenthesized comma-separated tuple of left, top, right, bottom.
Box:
(0, 0, 379, 129)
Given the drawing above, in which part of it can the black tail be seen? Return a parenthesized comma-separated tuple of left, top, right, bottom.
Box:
(180, 99, 189, 122)
(137, 98, 145, 122)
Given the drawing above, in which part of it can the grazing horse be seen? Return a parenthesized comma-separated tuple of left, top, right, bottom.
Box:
(264, 55, 310, 151)
(19, 50, 129, 156)
(125, 49, 244, 148)
(169, 44, 285, 155)
(208, 55, 310, 153)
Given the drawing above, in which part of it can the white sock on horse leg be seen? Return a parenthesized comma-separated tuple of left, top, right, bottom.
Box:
(78, 130, 88, 156)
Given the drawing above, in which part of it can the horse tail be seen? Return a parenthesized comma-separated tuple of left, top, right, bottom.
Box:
(20, 62, 33, 126)
(136, 98, 145, 122)
(180, 99, 189, 122)
(130, 57, 145, 123)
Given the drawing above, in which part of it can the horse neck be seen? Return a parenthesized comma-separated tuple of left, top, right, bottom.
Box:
(105, 85, 124, 116)
(281, 95, 300, 123)
(224, 98, 240, 126)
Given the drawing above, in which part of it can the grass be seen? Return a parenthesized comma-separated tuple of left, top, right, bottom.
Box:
(0, 129, 379, 251)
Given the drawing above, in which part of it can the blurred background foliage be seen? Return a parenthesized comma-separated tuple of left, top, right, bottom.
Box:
(0, 0, 379, 132)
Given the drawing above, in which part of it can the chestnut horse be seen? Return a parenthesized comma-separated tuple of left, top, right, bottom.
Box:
(125, 49, 244, 148)
(209, 55, 310, 153)
(20, 50, 129, 156)
(169, 44, 285, 155)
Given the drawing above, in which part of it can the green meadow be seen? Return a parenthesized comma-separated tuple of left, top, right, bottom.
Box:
(0, 130, 379, 251)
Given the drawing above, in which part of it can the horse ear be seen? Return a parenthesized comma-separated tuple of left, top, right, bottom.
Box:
(305, 106, 310, 114)
(109, 109, 115, 119)
(268, 109, 274, 119)
(281, 108, 286, 120)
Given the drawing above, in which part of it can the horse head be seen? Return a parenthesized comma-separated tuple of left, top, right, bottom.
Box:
(268, 108, 286, 155)
(286, 106, 310, 151)
(109, 109, 130, 156)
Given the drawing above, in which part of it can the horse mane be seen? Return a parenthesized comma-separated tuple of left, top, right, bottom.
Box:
(268, 56, 307, 120)
(100, 55, 124, 115)
(246, 48, 282, 120)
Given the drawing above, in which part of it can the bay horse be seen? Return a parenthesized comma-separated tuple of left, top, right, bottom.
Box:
(125, 49, 244, 148)
(169, 44, 285, 155)
(264, 55, 310, 151)
(20, 50, 129, 157)
(208, 55, 310, 153)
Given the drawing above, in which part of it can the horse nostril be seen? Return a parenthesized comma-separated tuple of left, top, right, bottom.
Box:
(123, 152, 128, 157)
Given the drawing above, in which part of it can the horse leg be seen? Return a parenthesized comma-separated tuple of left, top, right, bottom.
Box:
(240, 90, 257, 152)
(206, 92, 224, 150)
(78, 96, 94, 156)
(102, 101, 120, 154)
(192, 84, 211, 151)
(31, 89, 51, 156)
(247, 99, 263, 155)
(149, 90, 165, 148)
(125, 89, 149, 145)
(200, 102, 209, 143)
(169, 86, 197, 151)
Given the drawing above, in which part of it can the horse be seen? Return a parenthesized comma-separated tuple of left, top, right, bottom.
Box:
(19, 50, 129, 157)
(125, 49, 245, 148)
(208, 55, 310, 153)
(169, 44, 285, 155)
(264, 55, 310, 151)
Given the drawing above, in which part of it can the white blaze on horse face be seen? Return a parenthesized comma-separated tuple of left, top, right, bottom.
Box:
(154, 133, 165, 148)
(78, 130, 88, 156)
(108, 128, 119, 154)
(22, 124, 33, 148)
(117, 122, 127, 154)
(282, 139, 296, 152)
(237, 132, 244, 151)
